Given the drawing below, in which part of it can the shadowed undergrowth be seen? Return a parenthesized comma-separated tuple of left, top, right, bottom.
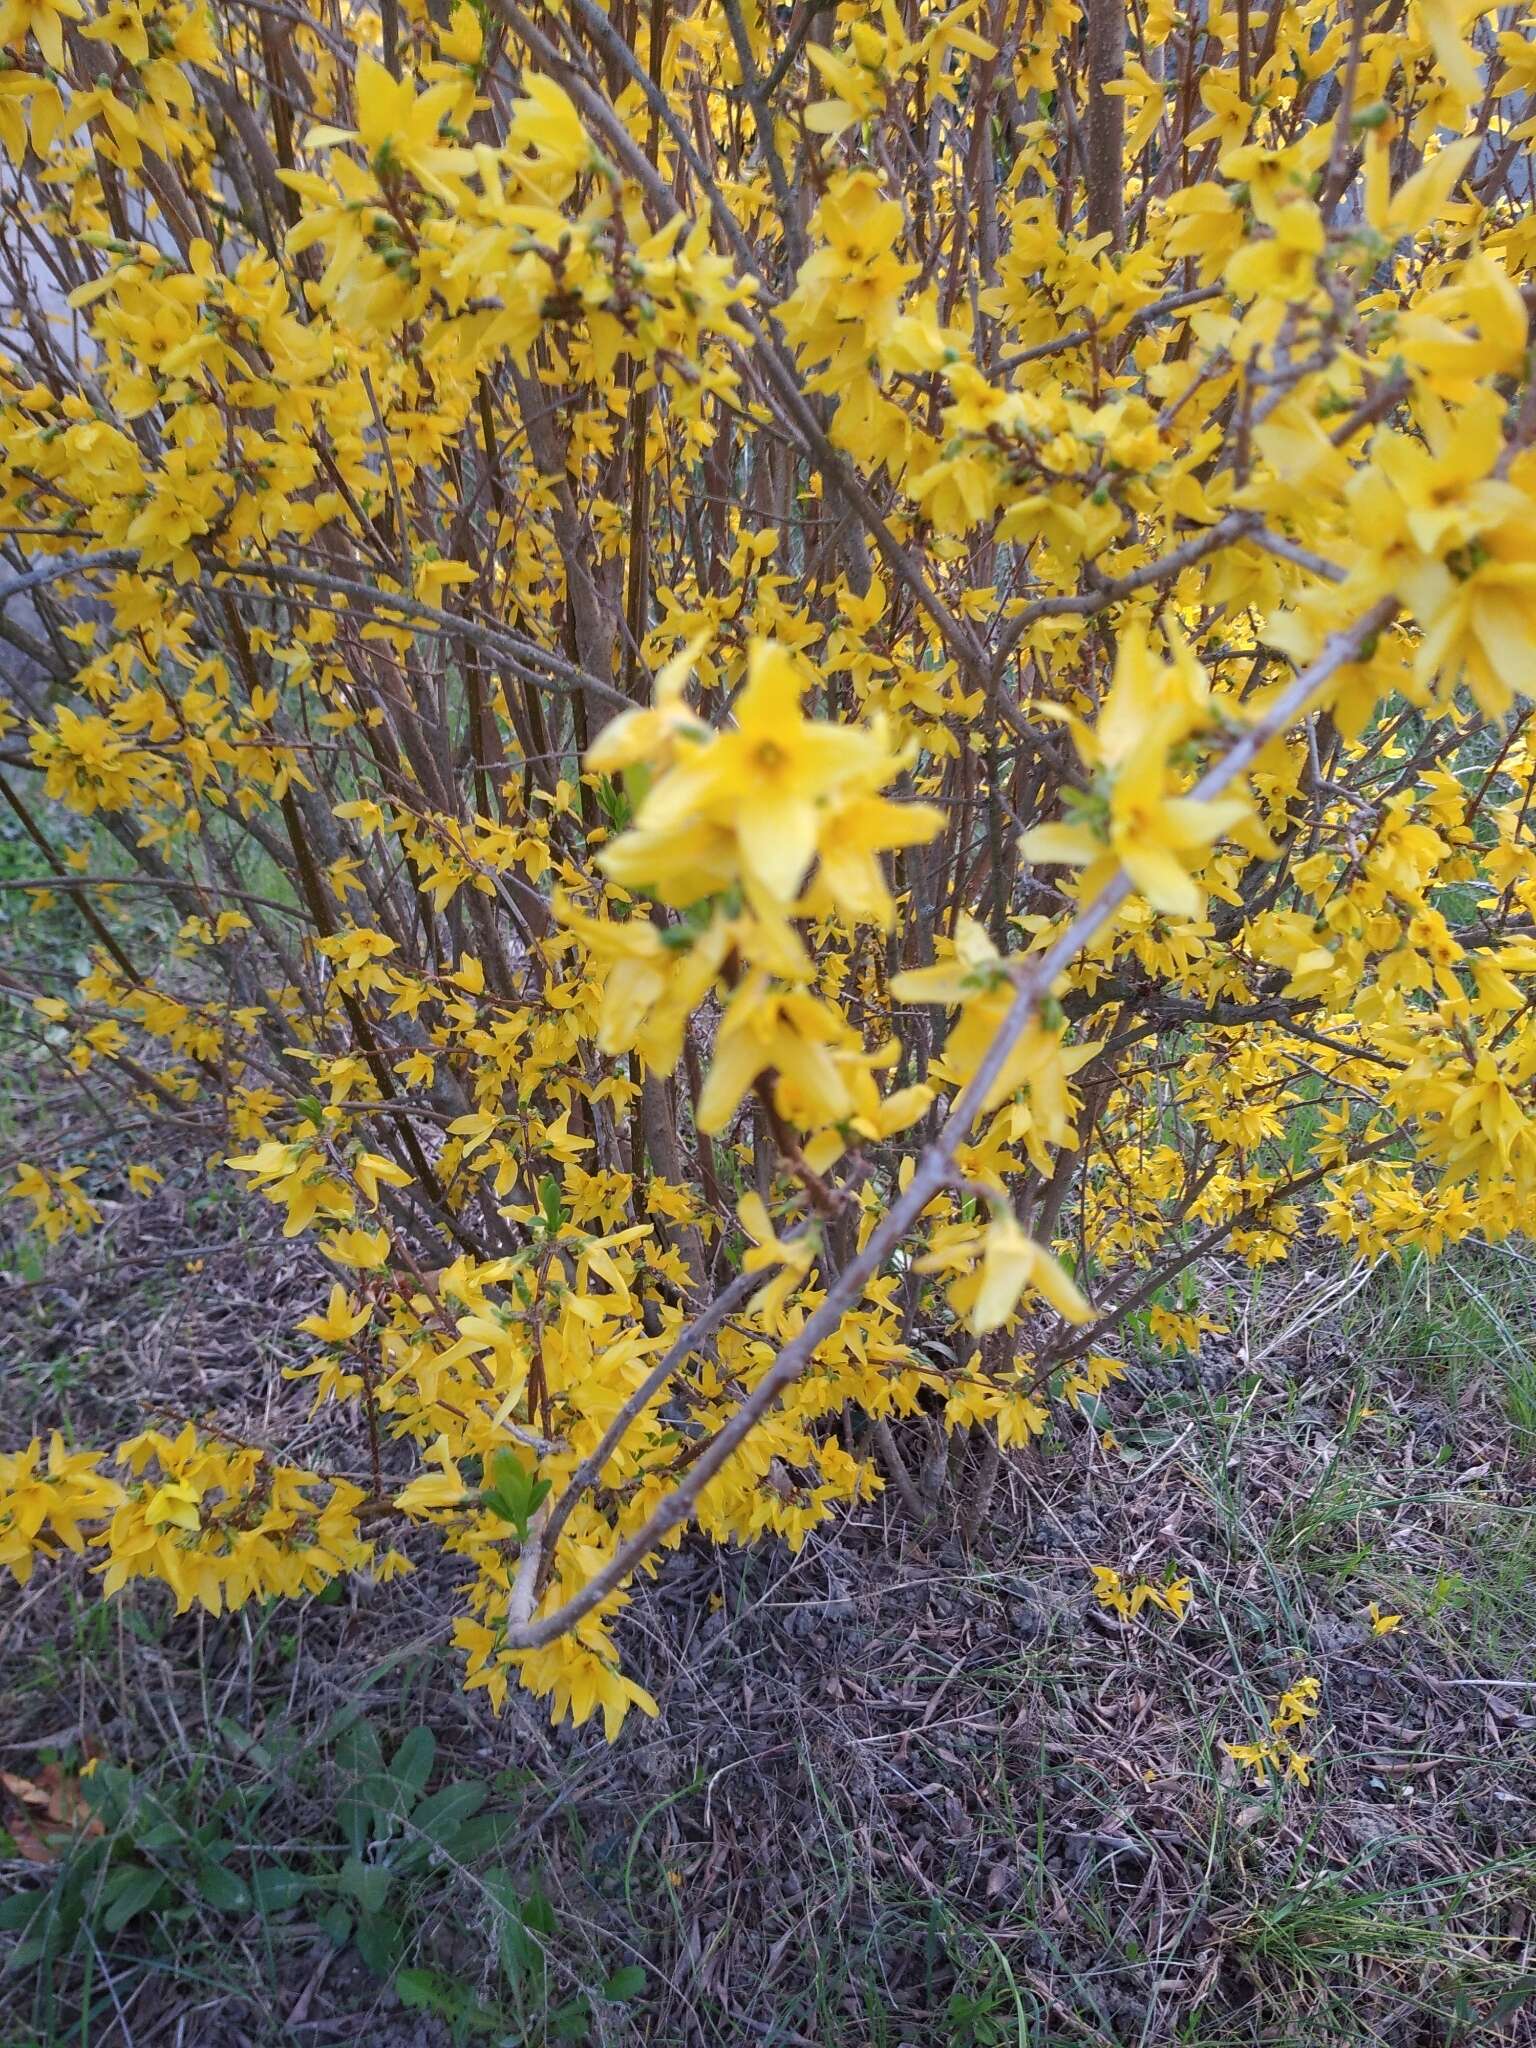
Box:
(4, 1173, 1534, 2047)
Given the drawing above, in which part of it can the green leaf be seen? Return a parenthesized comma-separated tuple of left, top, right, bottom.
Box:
(481, 1868, 520, 1906)
(603, 1965, 648, 2002)
(444, 1810, 521, 1860)
(482, 1449, 550, 1538)
(491, 1879, 547, 1997)
(338, 1856, 392, 1915)
(390, 1725, 435, 1803)
(333, 1716, 383, 1777)
(409, 1779, 488, 1847)
(354, 1908, 403, 1977)
(395, 1966, 449, 2012)
(318, 1900, 352, 1947)
(194, 1860, 250, 1913)
(395, 1966, 500, 2032)
(136, 1819, 186, 1853)
(336, 1716, 386, 1853)
(593, 775, 634, 831)
(0, 1888, 43, 1932)
(1072, 1392, 1109, 1431)
(338, 1791, 370, 1857)
(357, 1767, 408, 1828)
(250, 1864, 310, 1914)
(102, 1864, 167, 1934)
(216, 1717, 272, 1769)
(519, 1883, 556, 1938)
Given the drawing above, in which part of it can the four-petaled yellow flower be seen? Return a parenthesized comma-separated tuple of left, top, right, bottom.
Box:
(1020, 626, 1250, 920)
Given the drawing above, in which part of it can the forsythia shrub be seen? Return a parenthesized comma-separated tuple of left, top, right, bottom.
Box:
(1, 0, 1534, 1738)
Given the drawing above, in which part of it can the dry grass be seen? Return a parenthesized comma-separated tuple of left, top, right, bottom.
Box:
(4, 1170, 1536, 2047)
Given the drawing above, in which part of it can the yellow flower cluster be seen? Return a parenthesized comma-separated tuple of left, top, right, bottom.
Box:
(1089, 1565, 1194, 1626)
(0, 0, 1533, 1738)
(1, 1427, 385, 1614)
(1224, 1675, 1323, 1788)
